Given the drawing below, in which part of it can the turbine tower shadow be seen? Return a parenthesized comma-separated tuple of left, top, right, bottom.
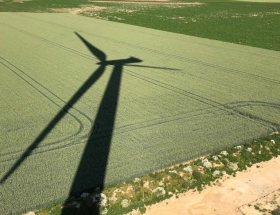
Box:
(62, 33, 143, 214)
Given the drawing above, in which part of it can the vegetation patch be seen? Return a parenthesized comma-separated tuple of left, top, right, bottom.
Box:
(34, 133, 280, 215)
(0, 0, 280, 50)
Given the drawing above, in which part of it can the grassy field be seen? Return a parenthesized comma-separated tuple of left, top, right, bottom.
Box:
(0, 0, 280, 214)
(1, 0, 280, 51)
(0, 12, 280, 214)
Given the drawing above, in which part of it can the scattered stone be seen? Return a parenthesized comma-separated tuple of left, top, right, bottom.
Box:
(92, 194, 99, 203)
(222, 171, 227, 175)
(247, 147, 252, 152)
(228, 162, 238, 171)
(109, 196, 117, 204)
(212, 170, 220, 177)
(168, 192, 173, 195)
(202, 159, 212, 168)
(121, 199, 130, 208)
(202, 158, 209, 163)
(92, 193, 107, 206)
(212, 156, 219, 161)
(152, 187, 166, 197)
(23, 212, 35, 215)
(169, 170, 178, 174)
(100, 193, 107, 207)
(258, 151, 261, 155)
(235, 145, 242, 150)
(133, 177, 140, 183)
(183, 166, 192, 173)
(220, 151, 228, 156)
(81, 192, 89, 198)
(101, 208, 108, 215)
(265, 146, 270, 151)
(74, 202, 80, 209)
(271, 139, 275, 144)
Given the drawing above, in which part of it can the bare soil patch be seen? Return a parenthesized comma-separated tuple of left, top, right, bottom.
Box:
(51, 6, 106, 14)
(144, 156, 280, 215)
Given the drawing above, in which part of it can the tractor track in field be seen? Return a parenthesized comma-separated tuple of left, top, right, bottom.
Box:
(4, 12, 280, 63)
(1, 13, 279, 162)
(2, 18, 280, 123)
(2, 15, 280, 90)
(2, 13, 280, 87)
(15, 12, 280, 61)
(0, 58, 92, 153)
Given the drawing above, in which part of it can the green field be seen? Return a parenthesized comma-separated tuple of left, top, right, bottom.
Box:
(1, 0, 280, 51)
(0, 4, 280, 215)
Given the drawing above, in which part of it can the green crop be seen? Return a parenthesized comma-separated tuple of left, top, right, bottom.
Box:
(0, 12, 279, 215)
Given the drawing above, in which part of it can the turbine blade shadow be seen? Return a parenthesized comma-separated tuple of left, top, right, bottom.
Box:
(0, 64, 106, 184)
(126, 64, 180, 71)
(75, 32, 106, 62)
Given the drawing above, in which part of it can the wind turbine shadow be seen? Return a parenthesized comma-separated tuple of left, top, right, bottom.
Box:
(0, 43, 106, 185)
(61, 33, 143, 215)
(1, 31, 179, 215)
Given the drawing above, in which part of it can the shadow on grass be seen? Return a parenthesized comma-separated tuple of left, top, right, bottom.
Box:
(0, 32, 179, 214)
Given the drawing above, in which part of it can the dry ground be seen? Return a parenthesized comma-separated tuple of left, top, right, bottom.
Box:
(139, 156, 280, 215)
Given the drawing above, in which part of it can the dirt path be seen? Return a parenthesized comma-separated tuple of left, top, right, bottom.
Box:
(143, 156, 280, 215)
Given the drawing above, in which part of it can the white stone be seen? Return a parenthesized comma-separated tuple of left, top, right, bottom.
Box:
(228, 162, 238, 171)
(168, 192, 173, 195)
(271, 139, 275, 144)
(133, 177, 140, 183)
(109, 196, 117, 204)
(93, 194, 99, 203)
(203, 161, 212, 168)
(101, 208, 108, 215)
(121, 199, 130, 208)
(247, 147, 252, 152)
(92, 193, 107, 206)
(258, 151, 261, 154)
(183, 166, 193, 173)
(212, 156, 218, 161)
(23, 212, 35, 215)
(246, 147, 252, 152)
(222, 171, 227, 175)
(100, 193, 107, 207)
(202, 158, 209, 163)
(169, 170, 178, 174)
(212, 170, 220, 177)
(220, 151, 228, 156)
(152, 187, 166, 197)
(235, 145, 242, 150)
(81, 192, 89, 198)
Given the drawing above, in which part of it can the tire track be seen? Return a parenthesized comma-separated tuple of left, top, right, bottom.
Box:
(125, 70, 280, 128)
(1, 15, 280, 86)
(13, 13, 280, 60)
(1, 15, 279, 162)
(0, 58, 94, 156)
(1, 99, 278, 163)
